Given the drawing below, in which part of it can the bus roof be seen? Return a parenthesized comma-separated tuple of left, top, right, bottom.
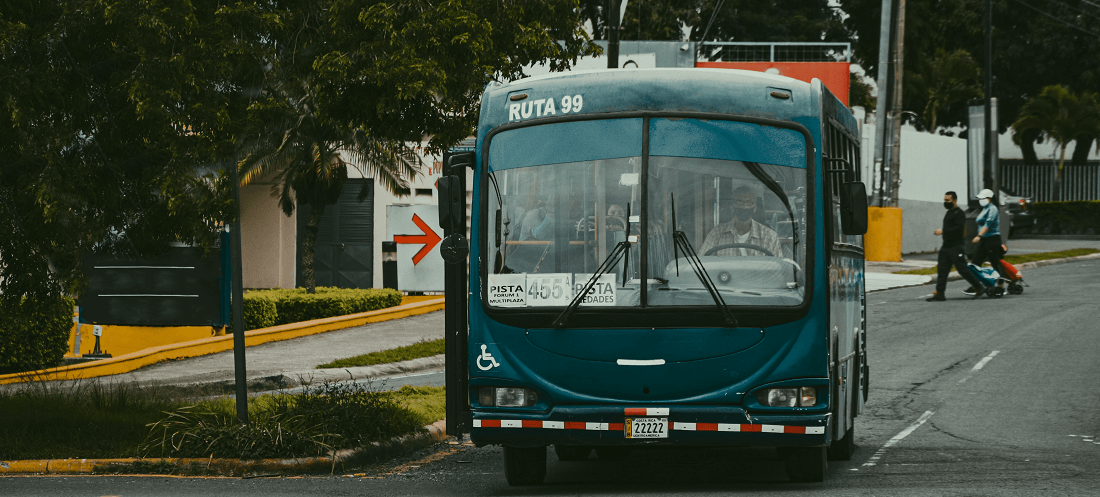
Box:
(479, 68, 839, 134)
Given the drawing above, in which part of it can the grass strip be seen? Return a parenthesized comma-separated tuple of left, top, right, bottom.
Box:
(317, 339, 444, 369)
(893, 248, 1099, 275)
(0, 380, 446, 461)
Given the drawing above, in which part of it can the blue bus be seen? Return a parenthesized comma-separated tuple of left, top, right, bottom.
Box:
(437, 68, 869, 484)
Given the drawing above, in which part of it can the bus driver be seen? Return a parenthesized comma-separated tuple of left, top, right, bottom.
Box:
(699, 186, 782, 257)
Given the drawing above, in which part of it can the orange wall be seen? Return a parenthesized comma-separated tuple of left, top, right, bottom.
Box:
(695, 62, 850, 107)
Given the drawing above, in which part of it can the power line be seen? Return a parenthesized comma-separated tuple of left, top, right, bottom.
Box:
(1047, 0, 1100, 23)
(1012, 0, 1100, 39)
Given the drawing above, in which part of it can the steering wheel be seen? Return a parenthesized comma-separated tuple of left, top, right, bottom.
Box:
(702, 243, 774, 257)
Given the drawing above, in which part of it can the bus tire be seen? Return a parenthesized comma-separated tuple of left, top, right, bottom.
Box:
(785, 446, 827, 483)
(595, 447, 631, 461)
(554, 445, 592, 461)
(827, 425, 856, 461)
(503, 446, 547, 486)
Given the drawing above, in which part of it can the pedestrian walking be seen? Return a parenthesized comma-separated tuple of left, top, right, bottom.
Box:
(964, 188, 1007, 296)
(928, 191, 986, 301)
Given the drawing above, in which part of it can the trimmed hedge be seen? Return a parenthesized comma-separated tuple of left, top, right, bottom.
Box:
(0, 295, 75, 374)
(233, 287, 403, 332)
(1029, 201, 1100, 235)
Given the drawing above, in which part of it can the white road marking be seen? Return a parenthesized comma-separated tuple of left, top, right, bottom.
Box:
(862, 410, 935, 467)
(959, 350, 999, 383)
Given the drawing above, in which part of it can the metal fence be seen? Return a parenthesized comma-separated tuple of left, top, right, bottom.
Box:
(697, 42, 851, 63)
(1001, 162, 1100, 202)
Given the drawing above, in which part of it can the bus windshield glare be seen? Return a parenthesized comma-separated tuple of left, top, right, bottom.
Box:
(484, 117, 809, 310)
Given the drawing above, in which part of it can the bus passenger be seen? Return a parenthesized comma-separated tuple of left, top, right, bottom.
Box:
(699, 186, 782, 257)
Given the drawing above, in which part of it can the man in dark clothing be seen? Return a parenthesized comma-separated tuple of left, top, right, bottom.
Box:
(927, 191, 986, 301)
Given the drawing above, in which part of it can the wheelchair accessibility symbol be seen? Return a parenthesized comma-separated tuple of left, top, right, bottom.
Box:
(476, 344, 501, 371)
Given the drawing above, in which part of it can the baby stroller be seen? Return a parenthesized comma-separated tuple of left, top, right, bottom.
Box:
(965, 263, 1007, 298)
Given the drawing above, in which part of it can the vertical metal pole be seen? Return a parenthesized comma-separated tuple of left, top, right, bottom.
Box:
(888, 0, 906, 207)
(230, 159, 249, 425)
(983, 0, 994, 193)
(872, 0, 894, 207)
(607, 0, 620, 69)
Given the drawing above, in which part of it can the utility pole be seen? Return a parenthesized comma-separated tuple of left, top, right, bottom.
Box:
(984, 0, 995, 195)
(230, 157, 248, 425)
(888, 0, 907, 207)
(607, 0, 621, 69)
(871, 0, 894, 207)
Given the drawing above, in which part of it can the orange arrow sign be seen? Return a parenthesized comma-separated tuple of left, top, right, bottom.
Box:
(394, 213, 442, 265)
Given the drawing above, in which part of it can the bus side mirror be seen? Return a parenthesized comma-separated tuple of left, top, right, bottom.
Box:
(438, 175, 463, 231)
(840, 182, 868, 235)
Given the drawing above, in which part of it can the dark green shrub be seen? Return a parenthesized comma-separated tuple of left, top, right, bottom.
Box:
(261, 287, 403, 326)
(225, 295, 277, 334)
(1031, 201, 1100, 235)
(0, 294, 75, 374)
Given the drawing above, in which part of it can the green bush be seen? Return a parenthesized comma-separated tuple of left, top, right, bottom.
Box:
(0, 294, 75, 374)
(1031, 201, 1100, 235)
(260, 287, 402, 327)
(229, 288, 402, 333)
(142, 380, 423, 459)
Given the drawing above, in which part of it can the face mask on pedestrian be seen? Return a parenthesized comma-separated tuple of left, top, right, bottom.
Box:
(943, 201, 954, 209)
(979, 198, 990, 207)
(733, 206, 754, 221)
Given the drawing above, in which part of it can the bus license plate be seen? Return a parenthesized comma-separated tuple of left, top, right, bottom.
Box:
(625, 417, 668, 439)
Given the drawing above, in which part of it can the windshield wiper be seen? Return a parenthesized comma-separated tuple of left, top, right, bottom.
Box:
(553, 204, 633, 328)
(671, 193, 738, 328)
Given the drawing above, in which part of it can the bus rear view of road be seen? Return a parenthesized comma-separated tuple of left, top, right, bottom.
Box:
(437, 68, 869, 484)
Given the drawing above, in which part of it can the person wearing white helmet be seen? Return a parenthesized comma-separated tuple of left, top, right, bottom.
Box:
(964, 188, 1006, 296)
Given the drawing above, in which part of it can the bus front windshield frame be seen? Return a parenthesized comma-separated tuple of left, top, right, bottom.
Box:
(482, 115, 812, 321)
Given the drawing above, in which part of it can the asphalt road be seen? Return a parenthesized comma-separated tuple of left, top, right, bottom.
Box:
(7, 259, 1100, 496)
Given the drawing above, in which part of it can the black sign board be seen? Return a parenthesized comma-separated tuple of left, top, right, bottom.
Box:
(81, 247, 224, 327)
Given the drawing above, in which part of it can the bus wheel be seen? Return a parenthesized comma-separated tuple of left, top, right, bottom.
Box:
(503, 446, 547, 486)
(595, 447, 631, 461)
(554, 445, 592, 461)
(827, 425, 856, 461)
(785, 446, 827, 483)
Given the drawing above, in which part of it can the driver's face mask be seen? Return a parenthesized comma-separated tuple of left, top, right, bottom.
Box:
(733, 206, 755, 221)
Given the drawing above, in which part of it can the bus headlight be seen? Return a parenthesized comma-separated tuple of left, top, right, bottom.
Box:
(479, 387, 538, 407)
(758, 387, 817, 407)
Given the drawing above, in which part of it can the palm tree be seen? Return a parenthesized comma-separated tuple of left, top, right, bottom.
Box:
(238, 90, 420, 293)
(1011, 85, 1100, 201)
(920, 49, 983, 133)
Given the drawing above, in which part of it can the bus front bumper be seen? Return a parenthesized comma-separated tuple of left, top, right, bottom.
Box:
(470, 405, 830, 448)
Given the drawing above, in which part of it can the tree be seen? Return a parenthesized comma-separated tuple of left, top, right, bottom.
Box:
(1011, 85, 1100, 201)
(0, 0, 273, 297)
(841, 0, 1100, 143)
(238, 87, 421, 293)
(1, 0, 599, 297)
(915, 48, 983, 133)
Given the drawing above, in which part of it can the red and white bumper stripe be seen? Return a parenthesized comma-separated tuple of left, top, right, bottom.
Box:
(474, 419, 625, 431)
(623, 408, 669, 416)
(473, 419, 823, 435)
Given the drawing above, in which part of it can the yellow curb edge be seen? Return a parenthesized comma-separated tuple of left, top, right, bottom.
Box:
(0, 298, 445, 385)
(0, 420, 448, 476)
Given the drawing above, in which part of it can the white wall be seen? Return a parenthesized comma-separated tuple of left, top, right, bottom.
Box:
(861, 123, 970, 254)
(240, 183, 296, 289)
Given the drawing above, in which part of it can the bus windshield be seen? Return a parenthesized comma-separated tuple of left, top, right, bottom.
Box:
(485, 117, 808, 310)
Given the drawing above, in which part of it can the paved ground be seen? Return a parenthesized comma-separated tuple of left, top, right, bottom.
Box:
(46, 237, 1099, 389)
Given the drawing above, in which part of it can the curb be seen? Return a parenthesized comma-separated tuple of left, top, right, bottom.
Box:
(0, 419, 448, 476)
(0, 298, 445, 385)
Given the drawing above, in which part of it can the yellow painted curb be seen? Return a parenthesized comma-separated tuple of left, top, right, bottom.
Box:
(0, 298, 445, 385)
(0, 420, 448, 475)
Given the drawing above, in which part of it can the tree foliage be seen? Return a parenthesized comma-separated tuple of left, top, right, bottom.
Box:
(1011, 85, 1100, 200)
(1, 0, 599, 297)
(841, 0, 1100, 150)
(0, 0, 275, 296)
